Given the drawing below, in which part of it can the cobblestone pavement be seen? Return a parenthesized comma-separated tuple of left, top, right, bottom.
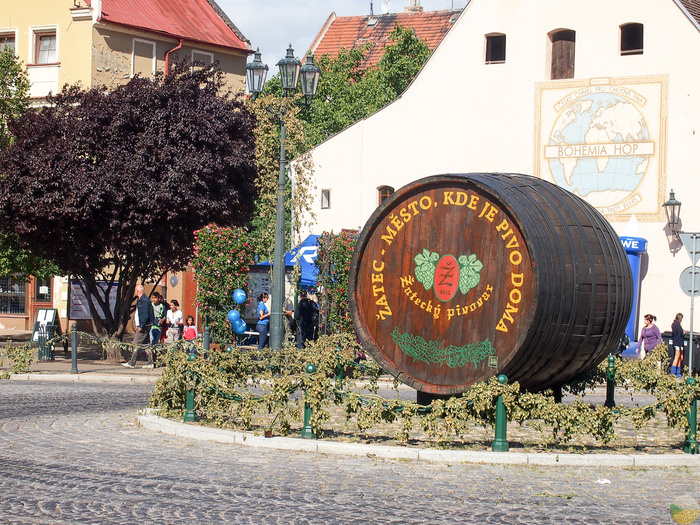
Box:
(0, 380, 696, 524)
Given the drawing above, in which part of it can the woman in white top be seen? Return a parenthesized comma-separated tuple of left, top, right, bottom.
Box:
(166, 299, 183, 341)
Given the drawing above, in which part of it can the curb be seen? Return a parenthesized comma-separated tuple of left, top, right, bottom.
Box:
(137, 413, 700, 468)
(8, 373, 160, 384)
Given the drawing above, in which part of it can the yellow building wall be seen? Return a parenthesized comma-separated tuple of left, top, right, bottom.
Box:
(91, 25, 247, 94)
(0, 0, 94, 98)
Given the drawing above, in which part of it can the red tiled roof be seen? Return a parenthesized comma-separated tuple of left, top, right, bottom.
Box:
(308, 9, 461, 69)
(86, 0, 251, 53)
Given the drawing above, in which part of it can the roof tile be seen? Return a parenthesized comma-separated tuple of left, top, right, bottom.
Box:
(86, 0, 250, 52)
(309, 10, 461, 68)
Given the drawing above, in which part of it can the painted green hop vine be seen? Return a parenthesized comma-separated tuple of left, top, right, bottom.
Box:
(391, 326, 494, 369)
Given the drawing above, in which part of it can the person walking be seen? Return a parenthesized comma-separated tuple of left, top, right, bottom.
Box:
(636, 313, 662, 360)
(150, 292, 167, 345)
(256, 292, 270, 349)
(295, 290, 319, 349)
(671, 313, 685, 377)
(123, 284, 156, 368)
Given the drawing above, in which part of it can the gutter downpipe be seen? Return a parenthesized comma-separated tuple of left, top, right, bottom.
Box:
(165, 39, 185, 76)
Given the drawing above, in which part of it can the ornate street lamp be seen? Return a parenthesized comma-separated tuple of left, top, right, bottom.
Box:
(245, 49, 268, 99)
(246, 45, 320, 350)
(663, 189, 682, 236)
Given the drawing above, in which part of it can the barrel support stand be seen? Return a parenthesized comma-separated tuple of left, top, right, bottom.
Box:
(184, 354, 199, 422)
(301, 363, 317, 439)
(604, 355, 616, 408)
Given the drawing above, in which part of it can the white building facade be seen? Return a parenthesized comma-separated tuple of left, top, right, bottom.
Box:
(302, 0, 700, 342)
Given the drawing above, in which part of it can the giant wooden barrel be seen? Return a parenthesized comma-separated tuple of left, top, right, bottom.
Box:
(348, 173, 633, 393)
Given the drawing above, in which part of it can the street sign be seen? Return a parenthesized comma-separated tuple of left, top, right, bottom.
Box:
(680, 266, 700, 297)
(679, 233, 700, 265)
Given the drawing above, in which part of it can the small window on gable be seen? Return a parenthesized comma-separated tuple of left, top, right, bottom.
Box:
(34, 31, 57, 64)
(485, 34, 506, 64)
(0, 33, 16, 53)
(378, 186, 394, 205)
(132, 38, 156, 77)
(620, 23, 643, 55)
(321, 189, 331, 209)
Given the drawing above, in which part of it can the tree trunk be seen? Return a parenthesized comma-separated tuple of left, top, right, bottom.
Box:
(105, 336, 126, 364)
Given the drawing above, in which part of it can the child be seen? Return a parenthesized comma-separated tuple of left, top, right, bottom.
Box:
(183, 315, 198, 341)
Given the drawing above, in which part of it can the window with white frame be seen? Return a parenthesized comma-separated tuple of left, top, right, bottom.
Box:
(321, 189, 331, 209)
(192, 50, 214, 68)
(132, 38, 156, 77)
(30, 27, 58, 64)
(0, 31, 16, 53)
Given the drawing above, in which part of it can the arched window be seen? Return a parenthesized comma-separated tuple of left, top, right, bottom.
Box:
(620, 23, 643, 55)
(550, 29, 576, 80)
(485, 33, 506, 64)
(378, 186, 394, 205)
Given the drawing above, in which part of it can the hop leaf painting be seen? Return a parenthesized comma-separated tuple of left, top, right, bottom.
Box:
(458, 254, 483, 294)
(414, 249, 439, 290)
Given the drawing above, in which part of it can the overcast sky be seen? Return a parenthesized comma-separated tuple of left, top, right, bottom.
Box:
(218, 0, 468, 73)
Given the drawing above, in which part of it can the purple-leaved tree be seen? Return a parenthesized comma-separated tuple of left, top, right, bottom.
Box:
(0, 64, 257, 343)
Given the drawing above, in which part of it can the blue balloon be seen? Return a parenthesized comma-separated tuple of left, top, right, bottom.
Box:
(233, 289, 247, 304)
(227, 309, 241, 323)
(234, 320, 247, 334)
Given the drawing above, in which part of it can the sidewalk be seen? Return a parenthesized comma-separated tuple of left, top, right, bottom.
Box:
(1, 330, 162, 383)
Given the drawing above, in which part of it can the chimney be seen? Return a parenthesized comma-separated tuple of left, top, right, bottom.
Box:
(405, 0, 423, 12)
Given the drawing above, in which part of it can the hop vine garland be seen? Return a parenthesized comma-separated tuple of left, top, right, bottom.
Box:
(390, 326, 494, 368)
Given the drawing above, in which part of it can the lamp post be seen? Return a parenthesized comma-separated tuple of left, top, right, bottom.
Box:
(665, 190, 699, 373)
(246, 45, 320, 350)
(663, 189, 682, 238)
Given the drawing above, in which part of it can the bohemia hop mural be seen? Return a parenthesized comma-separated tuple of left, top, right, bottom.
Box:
(535, 75, 668, 222)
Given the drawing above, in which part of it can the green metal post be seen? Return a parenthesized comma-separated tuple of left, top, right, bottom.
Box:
(492, 374, 509, 452)
(71, 323, 78, 374)
(301, 363, 317, 439)
(184, 354, 199, 422)
(334, 346, 344, 390)
(604, 355, 616, 408)
(203, 326, 210, 353)
(684, 377, 698, 454)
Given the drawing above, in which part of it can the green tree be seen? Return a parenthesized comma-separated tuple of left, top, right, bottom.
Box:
(303, 25, 431, 146)
(0, 232, 60, 281)
(0, 64, 257, 341)
(376, 25, 432, 99)
(0, 47, 59, 281)
(0, 46, 30, 148)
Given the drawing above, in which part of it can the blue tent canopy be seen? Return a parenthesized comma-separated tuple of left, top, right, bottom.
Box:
(257, 234, 320, 288)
